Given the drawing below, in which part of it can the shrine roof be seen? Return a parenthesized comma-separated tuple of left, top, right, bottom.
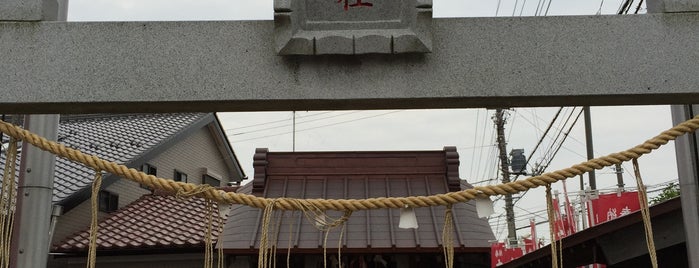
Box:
(219, 147, 495, 254)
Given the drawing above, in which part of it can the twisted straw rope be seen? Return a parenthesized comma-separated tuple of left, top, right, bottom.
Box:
(632, 159, 658, 268)
(0, 115, 697, 212)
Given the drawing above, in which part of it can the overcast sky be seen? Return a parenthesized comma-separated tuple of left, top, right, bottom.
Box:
(66, 0, 673, 240)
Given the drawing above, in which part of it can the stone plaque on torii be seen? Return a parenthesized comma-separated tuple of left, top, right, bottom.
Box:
(274, 0, 432, 54)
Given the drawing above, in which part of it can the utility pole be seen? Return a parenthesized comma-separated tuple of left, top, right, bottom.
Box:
(494, 108, 517, 244)
(583, 106, 596, 190)
(615, 163, 624, 189)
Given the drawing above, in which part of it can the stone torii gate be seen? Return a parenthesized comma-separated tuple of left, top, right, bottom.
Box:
(1, 0, 699, 267)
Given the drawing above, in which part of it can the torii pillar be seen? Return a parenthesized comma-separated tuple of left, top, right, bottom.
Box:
(2, 1, 63, 268)
(647, 1, 699, 267)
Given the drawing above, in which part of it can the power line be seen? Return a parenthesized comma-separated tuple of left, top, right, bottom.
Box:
(537, 107, 578, 168)
(520, 0, 528, 16)
(517, 109, 588, 160)
(458, 144, 496, 150)
(469, 109, 482, 179)
(224, 111, 334, 131)
(513, 108, 584, 205)
(522, 107, 562, 175)
(495, 0, 502, 16)
(525, 108, 586, 148)
(229, 110, 404, 143)
(634, 0, 645, 14)
(475, 111, 495, 181)
(228, 110, 364, 136)
(544, 0, 554, 15)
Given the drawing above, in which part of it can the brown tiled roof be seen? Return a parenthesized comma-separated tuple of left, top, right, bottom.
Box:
(220, 147, 495, 253)
(53, 193, 226, 253)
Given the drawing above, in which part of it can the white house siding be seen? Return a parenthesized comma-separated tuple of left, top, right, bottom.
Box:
(147, 127, 232, 186)
(51, 201, 103, 246)
(52, 125, 233, 247)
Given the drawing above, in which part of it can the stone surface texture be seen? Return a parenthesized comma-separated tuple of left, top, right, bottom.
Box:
(0, 0, 58, 21)
(0, 0, 42, 21)
(1, 15, 699, 113)
(647, 0, 699, 12)
(274, 0, 432, 55)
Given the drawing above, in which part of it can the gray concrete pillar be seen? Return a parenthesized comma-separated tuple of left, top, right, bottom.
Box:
(671, 106, 699, 268)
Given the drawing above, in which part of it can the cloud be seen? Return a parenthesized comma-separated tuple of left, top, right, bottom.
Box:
(68, 0, 272, 21)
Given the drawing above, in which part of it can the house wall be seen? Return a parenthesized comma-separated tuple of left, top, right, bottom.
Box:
(52, 126, 233, 245)
(147, 126, 232, 186)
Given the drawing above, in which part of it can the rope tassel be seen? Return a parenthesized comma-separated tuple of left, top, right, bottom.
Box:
(87, 170, 103, 268)
(632, 159, 658, 268)
(545, 185, 561, 268)
(0, 138, 19, 268)
(442, 205, 455, 268)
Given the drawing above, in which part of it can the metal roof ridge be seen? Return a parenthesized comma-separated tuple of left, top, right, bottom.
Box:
(210, 113, 246, 181)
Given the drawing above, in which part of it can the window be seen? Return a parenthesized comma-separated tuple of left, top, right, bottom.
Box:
(174, 170, 187, 182)
(202, 174, 220, 186)
(140, 163, 157, 189)
(142, 164, 157, 175)
(98, 190, 119, 213)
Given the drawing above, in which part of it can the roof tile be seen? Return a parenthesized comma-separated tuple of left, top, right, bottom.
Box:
(221, 148, 495, 252)
(53, 193, 225, 253)
(1, 113, 208, 203)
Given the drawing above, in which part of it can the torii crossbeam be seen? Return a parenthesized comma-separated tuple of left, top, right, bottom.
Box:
(1, 14, 699, 113)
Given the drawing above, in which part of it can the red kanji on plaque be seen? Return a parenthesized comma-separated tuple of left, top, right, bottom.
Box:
(336, 0, 373, 11)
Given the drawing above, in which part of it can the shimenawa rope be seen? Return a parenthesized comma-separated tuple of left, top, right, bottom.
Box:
(0, 115, 696, 268)
(1, 114, 697, 212)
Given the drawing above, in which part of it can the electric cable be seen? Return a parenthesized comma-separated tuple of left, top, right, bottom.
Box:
(228, 111, 363, 136)
(229, 110, 404, 143)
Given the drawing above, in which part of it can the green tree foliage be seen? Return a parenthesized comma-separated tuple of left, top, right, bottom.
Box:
(650, 183, 681, 205)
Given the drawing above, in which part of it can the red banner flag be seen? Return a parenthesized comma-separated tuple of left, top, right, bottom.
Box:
(552, 198, 567, 240)
(530, 219, 538, 250)
(588, 191, 640, 226)
(491, 242, 524, 267)
(562, 181, 577, 235)
(490, 240, 537, 267)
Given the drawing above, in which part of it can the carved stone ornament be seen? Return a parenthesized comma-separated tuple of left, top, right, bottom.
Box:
(274, 0, 433, 55)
